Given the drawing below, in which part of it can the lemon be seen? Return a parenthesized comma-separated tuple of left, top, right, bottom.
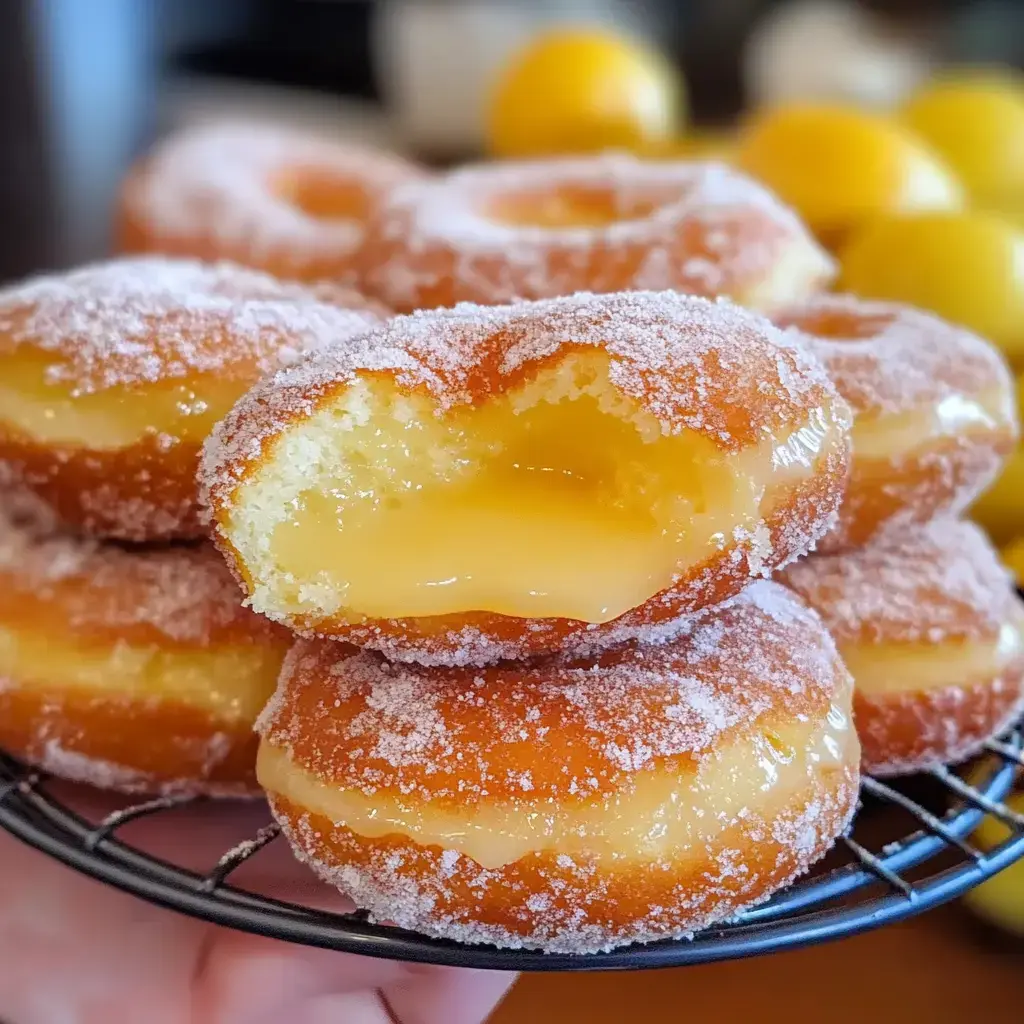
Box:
(1001, 537, 1024, 582)
(486, 28, 682, 159)
(736, 103, 961, 249)
(963, 788, 1024, 935)
(902, 69, 1024, 208)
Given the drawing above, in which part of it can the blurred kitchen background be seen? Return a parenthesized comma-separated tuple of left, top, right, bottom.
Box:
(3, 0, 1023, 279)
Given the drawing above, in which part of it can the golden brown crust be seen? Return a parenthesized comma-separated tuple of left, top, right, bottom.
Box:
(203, 292, 852, 663)
(117, 123, 426, 283)
(0, 515, 289, 794)
(782, 519, 1024, 773)
(0, 256, 386, 540)
(357, 155, 834, 312)
(258, 582, 860, 951)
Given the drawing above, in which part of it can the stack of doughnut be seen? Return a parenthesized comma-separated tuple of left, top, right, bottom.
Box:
(0, 118, 1020, 954)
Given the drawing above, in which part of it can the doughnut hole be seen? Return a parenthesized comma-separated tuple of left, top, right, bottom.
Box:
(737, 104, 962, 249)
(840, 211, 1024, 368)
(228, 352, 828, 626)
(275, 168, 373, 223)
(486, 183, 666, 229)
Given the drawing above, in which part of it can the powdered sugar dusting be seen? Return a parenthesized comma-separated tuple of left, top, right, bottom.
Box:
(120, 121, 424, 278)
(0, 256, 386, 395)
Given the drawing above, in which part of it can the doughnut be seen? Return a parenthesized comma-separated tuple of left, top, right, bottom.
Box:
(0, 513, 291, 795)
(773, 294, 1018, 552)
(781, 519, 1024, 775)
(117, 121, 426, 283)
(258, 581, 860, 953)
(0, 256, 386, 541)
(358, 154, 835, 313)
(202, 290, 852, 666)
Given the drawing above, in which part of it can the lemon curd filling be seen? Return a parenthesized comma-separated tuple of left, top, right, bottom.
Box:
(258, 705, 856, 871)
(258, 354, 839, 624)
(839, 619, 1024, 696)
(850, 386, 1014, 463)
(0, 622, 282, 722)
(0, 351, 243, 450)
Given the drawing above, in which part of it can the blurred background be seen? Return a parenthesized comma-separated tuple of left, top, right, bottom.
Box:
(4, 0, 1024, 277)
(2, 2, 1023, 1020)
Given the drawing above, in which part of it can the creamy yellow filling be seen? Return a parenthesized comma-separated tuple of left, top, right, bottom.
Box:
(265, 356, 840, 624)
(851, 386, 1012, 461)
(0, 351, 242, 450)
(258, 706, 855, 870)
(0, 622, 282, 721)
(839, 620, 1024, 696)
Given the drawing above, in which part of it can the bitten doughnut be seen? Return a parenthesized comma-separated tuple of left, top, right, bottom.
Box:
(0, 256, 386, 541)
(774, 294, 1018, 551)
(258, 582, 860, 953)
(118, 121, 426, 283)
(782, 519, 1024, 775)
(202, 291, 852, 666)
(358, 154, 834, 313)
(0, 513, 291, 795)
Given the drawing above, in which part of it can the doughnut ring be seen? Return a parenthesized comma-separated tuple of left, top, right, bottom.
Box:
(0, 513, 291, 795)
(118, 121, 426, 284)
(0, 256, 386, 541)
(202, 290, 852, 666)
(258, 581, 860, 953)
(774, 294, 1018, 551)
(782, 519, 1024, 775)
(358, 154, 835, 313)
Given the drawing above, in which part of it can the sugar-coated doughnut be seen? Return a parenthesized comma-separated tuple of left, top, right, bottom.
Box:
(0, 256, 386, 541)
(782, 519, 1024, 775)
(258, 581, 859, 953)
(0, 513, 291, 795)
(202, 291, 852, 666)
(118, 122, 426, 283)
(774, 294, 1018, 551)
(358, 155, 835, 313)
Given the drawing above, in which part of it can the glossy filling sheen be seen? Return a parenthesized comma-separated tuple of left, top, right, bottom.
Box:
(839, 620, 1024, 696)
(0, 351, 242, 450)
(261, 354, 836, 624)
(0, 623, 282, 721)
(850, 386, 1013, 462)
(259, 706, 855, 871)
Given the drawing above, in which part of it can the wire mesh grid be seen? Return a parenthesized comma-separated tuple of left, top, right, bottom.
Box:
(0, 722, 1022, 971)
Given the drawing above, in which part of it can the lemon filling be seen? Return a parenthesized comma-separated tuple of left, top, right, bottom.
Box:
(258, 705, 856, 871)
(254, 354, 838, 623)
(0, 351, 242, 449)
(839, 619, 1024, 696)
(0, 622, 282, 721)
(850, 385, 1012, 462)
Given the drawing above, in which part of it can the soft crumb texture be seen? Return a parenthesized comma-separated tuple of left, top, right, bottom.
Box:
(774, 293, 1016, 417)
(0, 255, 387, 394)
(358, 154, 834, 311)
(259, 582, 861, 952)
(781, 518, 1019, 645)
(201, 290, 852, 664)
(118, 121, 425, 280)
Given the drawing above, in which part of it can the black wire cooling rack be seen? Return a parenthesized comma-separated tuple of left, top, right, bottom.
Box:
(1, 725, 1023, 972)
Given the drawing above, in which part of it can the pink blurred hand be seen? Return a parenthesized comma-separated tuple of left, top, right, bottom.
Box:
(0, 786, 517, 1024)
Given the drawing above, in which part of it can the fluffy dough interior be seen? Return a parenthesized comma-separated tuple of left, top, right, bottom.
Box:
(236, 352, 833, 624)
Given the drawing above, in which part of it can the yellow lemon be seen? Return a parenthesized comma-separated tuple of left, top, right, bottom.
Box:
(736, 103, 962, 248)
(902, 69, 1024, 208)
(486, 28, 682, 159)
(1001, 537, 1024, 582)
(963, 787, 1024, 935)
(840, 211, 1024, 367)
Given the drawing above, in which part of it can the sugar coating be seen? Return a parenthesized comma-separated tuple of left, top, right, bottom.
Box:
(120, 121, 424, 278)
(781, 518, 1021, 646)
(360, 154, 834, 310)
(260, 581, 860, 952)
(0, 255, 386, 395)
(0, 511, 282, 648)
(775, 293, 1016, 417)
